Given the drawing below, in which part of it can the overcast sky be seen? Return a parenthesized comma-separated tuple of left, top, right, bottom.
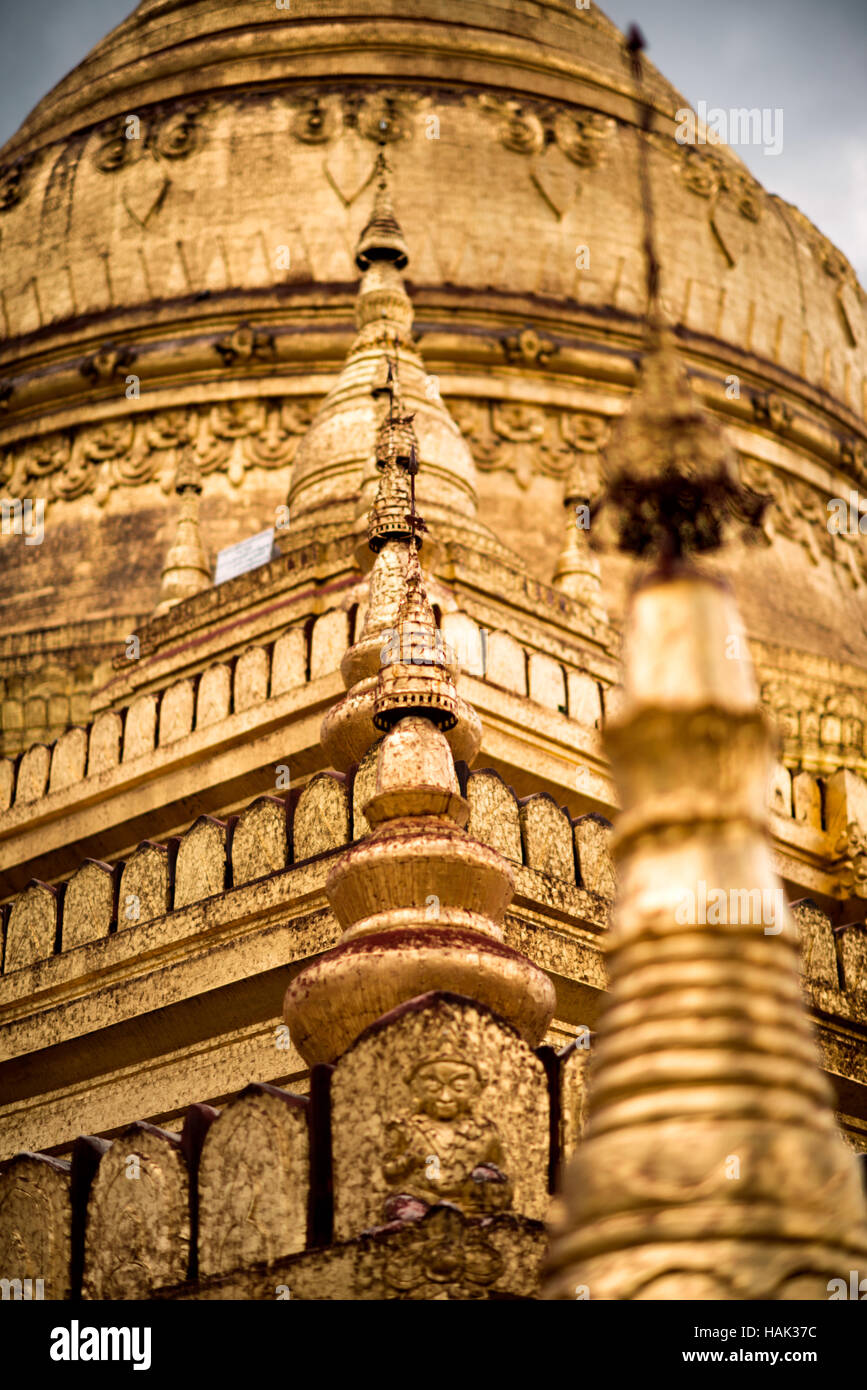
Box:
(0, 0, 864, 283)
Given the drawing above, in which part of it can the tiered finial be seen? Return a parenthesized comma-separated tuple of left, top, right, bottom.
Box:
(367, 357, 420, 551)
(589, 322, 769, 561)
(374, 522, 459, 734)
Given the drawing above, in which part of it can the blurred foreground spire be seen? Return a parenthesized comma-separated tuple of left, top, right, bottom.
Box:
(545, 29, 867, 1301)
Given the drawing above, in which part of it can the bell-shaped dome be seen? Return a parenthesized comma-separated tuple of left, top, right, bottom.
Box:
(0, 0, 865, 767)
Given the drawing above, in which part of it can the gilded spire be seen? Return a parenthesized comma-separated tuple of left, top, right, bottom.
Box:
(286, 149, 479, 531)
(319, 356, 476, 769)
(283, 379, 555, 1065)
(545, 29, 867, 1301)
(153, 453, 210, 617)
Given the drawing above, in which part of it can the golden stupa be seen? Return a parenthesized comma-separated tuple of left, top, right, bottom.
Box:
(0, 1, 865, 1305)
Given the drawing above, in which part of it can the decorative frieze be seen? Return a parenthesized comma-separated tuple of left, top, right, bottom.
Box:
(0, 400, 314, 510)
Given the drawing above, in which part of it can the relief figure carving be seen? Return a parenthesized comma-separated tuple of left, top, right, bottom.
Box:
(382, 1048, 512, 1216)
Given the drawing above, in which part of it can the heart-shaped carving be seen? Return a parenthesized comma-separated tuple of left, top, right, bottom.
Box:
(324, 131, 378, 207)
(121, 149, 170, 228)
(710, 196, 750, 269)
(530, 145, 579, 221)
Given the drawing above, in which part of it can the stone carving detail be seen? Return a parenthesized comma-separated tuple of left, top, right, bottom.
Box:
(553, 110, 616, 168)
(480, 97, 615, 168)
(5, 882, 58, 972)
(89, 105, 205, 229)
(0, 1153, 71, 1300)
(83, 1124, 190, 1299)
(840, 436, 867, 476)
(231, 797, 288, 886)
(0, 154, 37, 212)
(79, 343, 137, 386)
(833, 822, 867, 899)
(353, 91, 419, 145)
(740, 454, 867, 592)
(330, 994, 549, 1240)
(354, 1205, 509, 1300)
(678, 144, 762, 221)
(214, 323, 276, 368)
(451, 401, 607, 490)
(154, 108, 203, 162)
(0, 399, 314, 511)
(762, 670, 867, 776)
(501, 327, 557, 367)
(197, 1085, 309, 1278)
(491, 101, 545, 156)
(476, 98, 617, 222)
(292, 94, 340, 144)
(752, 391, 792, 433)
(380, 1038, 513, 1215)
(662, 139, 764, 267)
(680, 145, 725, 200)
(92, 104, 204, 174)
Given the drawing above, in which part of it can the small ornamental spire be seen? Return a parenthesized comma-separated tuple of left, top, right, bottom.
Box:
(153, 453, 210, 617)
(552, 439, 606, 621)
